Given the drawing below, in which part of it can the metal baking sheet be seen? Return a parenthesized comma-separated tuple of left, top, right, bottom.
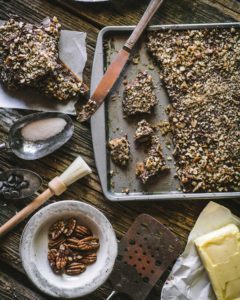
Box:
(91, 23, 240, 201)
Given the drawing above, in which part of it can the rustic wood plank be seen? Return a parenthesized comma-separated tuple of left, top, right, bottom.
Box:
(0, 270, 46, 300)
(51, 0, 240, 27)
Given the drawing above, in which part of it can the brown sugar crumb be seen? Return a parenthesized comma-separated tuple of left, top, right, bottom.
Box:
(108, 136, 130, 167)
(134, 120, 154, 143)
(148, 28, 240, 192)
(123, 71, 157, 116)
(136, 136, 169, 183)
(38, 62, 89, 101)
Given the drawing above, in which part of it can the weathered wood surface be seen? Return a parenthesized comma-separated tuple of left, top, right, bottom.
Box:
(0, 0, 239, 299)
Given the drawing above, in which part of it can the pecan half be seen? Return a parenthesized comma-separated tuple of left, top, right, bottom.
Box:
(73, 225, 91, 239)
(66, 252, 83, 264)
(63, 218, 77, 237)
(49, 220, 65, 240)
(55, 244, 70, 270)
(65, 262, 86, 275)
(81, 253, 97, 265)
(48, 249, 58, 267)
(48, 234, 66, 249)
(67, 236, 99, 251)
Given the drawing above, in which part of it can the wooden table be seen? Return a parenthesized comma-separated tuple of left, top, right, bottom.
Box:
(0, 0, 239, 299)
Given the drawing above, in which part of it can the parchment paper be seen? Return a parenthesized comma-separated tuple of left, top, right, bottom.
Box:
(161, 201, 240, 300)
(0, 26, 87, 115)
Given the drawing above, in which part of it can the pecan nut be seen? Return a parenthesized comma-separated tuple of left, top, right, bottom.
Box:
(67, 236, 100, 251)
(67, 252, 83, 264)
(65, 262, 86, 276)
(49, 220, 65, 240)
(73, 225, 91, 239)
(81, 253, 97, 265)
(63, 218, 77, 237)
(48, 234, 66, 249)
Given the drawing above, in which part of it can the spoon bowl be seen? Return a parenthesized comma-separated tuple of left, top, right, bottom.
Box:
(0, 112, 74, 160)
(0, 169, 42, 200)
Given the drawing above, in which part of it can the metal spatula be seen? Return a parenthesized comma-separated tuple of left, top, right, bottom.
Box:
(107, 214, 182, 300)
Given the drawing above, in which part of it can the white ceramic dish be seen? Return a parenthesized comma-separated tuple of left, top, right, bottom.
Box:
(20, 200, 118, 298)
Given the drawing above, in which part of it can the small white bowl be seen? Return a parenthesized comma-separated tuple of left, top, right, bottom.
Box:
(20, 200, 118, 298)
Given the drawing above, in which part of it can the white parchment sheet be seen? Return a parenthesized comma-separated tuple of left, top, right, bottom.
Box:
(161, 201, 240, 300)
(0, 25, 87, 115)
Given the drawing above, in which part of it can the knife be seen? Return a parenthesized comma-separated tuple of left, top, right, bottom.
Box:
(78, 0, 164, 122)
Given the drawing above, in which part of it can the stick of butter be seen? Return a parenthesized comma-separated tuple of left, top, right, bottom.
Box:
(195, 224, 240, 300)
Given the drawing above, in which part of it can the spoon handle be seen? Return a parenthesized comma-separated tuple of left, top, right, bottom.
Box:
(0, 143, 6, 151)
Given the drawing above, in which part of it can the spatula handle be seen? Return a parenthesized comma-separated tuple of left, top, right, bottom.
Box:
(124, 0, 164, 51)
(106, 291, 117, 300)
(106, 291, 133, 300)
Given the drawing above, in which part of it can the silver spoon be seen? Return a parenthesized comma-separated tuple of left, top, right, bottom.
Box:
(0, 169, 42, 200)
(0, 112, 74, 160)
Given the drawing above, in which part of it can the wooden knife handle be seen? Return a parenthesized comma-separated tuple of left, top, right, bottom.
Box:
(124, 0, 164, 51)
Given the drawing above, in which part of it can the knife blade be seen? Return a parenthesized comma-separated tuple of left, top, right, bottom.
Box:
(77, 0, 164, 122)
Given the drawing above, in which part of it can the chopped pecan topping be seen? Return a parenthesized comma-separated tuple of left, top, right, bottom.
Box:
(49, 220, 65, 240)
(148, 28, 240, 192)
(0, 17, 88, 102)
(134, 120, 154, 143)
(123, 71, 157, 116)
(136, 136, 169, 183)
(0, 17, 60, 89)
(108, 136, 130, 167)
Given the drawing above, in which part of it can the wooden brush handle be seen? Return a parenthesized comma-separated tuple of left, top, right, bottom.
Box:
(0, 189, 54, 237)
(124, 0, 164, 51)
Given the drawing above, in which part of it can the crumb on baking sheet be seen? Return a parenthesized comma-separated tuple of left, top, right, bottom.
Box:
(123, 71, 158, 116)
(148, 27, 240, 192)
(108, 136, 130, 167)
(134, 119, 154, 143)
(136, 136, 169, 184)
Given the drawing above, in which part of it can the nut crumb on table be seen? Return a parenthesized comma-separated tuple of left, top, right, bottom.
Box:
(136, 136, 169, 184)
(123, 71, 157, 116)
(134, 119, 154, 143)
(148, 28, 240, 192)
(108, 136, 130, 167)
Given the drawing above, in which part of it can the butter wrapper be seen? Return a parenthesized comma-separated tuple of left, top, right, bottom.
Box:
(161, 201, 240, 300)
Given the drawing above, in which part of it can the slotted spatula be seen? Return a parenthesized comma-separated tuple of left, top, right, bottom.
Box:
(107, 214, 182, 300)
